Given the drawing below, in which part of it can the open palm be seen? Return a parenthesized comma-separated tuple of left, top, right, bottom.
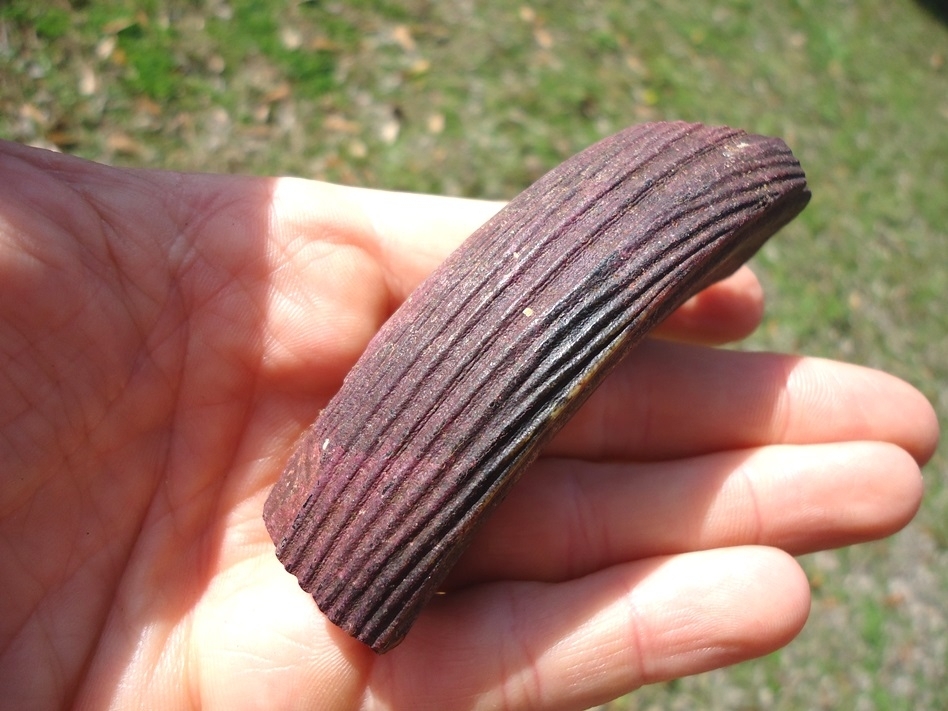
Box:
(0, 141, 937, 710)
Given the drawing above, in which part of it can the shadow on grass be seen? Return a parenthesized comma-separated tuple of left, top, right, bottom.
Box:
(916, 0, 948, 25)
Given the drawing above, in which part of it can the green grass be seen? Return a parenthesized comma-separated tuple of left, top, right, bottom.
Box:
(2, 0, 946, 708)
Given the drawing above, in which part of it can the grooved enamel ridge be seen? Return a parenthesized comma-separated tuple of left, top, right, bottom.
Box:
(263, 121, 811, 652)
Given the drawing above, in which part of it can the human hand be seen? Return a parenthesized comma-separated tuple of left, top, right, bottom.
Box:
(0, 140, 937, 710)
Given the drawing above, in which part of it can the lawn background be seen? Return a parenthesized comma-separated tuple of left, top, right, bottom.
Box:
(2, 1, 946, 708)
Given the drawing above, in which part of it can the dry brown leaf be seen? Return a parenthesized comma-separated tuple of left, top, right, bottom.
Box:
(19, 103, 48, 126)
(426, 113, 445, 134)
(379, 115, 400, 144)
(534, 27, 554, 49)
(47, 130, 80, 150)
(323, 114, 360, 134)
(135, 97, 163, 117)
(263, 82, 292, 103)
(106, 132, 146, 155)
(102, 17, 135, 35)
(391, 25, 416, 52)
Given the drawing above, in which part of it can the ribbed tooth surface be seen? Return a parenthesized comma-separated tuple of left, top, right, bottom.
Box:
(263, 121, 811, 653)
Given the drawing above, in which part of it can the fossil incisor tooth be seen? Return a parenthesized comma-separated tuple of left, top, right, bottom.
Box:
(263, 121, 811, 653)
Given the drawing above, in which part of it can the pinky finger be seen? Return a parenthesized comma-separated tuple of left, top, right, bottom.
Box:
(375, 546, 810, 711)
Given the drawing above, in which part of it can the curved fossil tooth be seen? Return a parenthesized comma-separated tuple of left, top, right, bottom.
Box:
(263, 121, 811, 653)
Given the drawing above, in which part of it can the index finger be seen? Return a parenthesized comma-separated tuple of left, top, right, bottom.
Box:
(349, 185, 766, 346)
(549, 339, 938, 465)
